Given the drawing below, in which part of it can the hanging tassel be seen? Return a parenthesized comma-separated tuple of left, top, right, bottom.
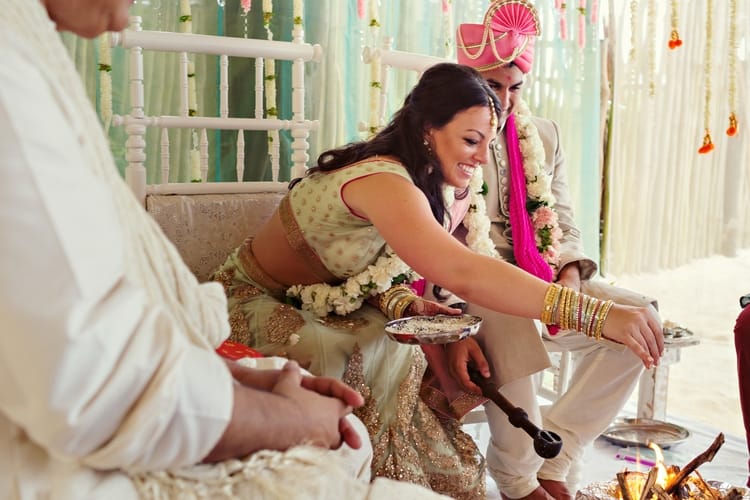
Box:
(668, 0, 682, 49)
(727, 0, 738, 137)
(668, 30, 682, 49)
(698, 130, 714, 154)
(240, 0, 251, 14)
(726, 113, 738, 137)
(698, 0, 713, 153)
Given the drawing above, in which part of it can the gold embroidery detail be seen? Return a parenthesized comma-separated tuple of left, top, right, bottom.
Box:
(265, 303, 305, 345)
(361, 349, 485, 499)
(316, 316, 369, 332)
(228, 306, 252, 346)
(211, 269, 235, 293)
(231, 283, 263, 300)
(343, 344, 380, 444)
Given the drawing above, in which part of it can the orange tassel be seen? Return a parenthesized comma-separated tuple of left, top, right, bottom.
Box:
(668, 30, 683, 50)
(726, 113, 738, 136)
(698, 130, 714, 154)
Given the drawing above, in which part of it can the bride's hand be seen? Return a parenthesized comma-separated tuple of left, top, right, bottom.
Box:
(601, 304, 664, 368)
(406, 296, 463, 317)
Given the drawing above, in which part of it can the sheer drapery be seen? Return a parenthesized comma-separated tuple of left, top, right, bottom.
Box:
(602, 0, 750, 275)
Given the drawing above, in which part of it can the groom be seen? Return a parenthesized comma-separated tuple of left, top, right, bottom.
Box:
(435, 1, 661, 499)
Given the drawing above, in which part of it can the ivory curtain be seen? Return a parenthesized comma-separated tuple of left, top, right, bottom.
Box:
(602, 0, 750, 274)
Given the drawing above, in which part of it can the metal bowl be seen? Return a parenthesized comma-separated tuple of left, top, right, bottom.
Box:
(384, 314, 483, 345)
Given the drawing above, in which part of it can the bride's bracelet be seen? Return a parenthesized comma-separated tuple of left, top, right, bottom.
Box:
(377, 284, 417, 320)
(541, 283, 615, 339)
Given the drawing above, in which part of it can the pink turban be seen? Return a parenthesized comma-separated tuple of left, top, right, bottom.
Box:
(456, 0, 540, 74)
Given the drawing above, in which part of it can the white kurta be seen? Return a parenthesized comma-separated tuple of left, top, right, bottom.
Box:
(0, 28, 234, 499)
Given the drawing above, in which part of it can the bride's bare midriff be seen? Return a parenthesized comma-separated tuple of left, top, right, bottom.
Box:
(251, 210, 327, 286)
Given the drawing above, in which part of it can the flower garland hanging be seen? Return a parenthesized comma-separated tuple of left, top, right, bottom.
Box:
(726, 0, 738, 137)
(367, 0, 382, 135)
(240, 0, 251, 37)
(511, 99, 562, 267)
(262, 0, 276, 117)
(293, 0, 303, 26)
(98, 32, 112, 132)
(180, 0, 202, 180)
(262, 0, 280, 163)
(179, 0, 192, 32)
(698, 0, 714, 154)
(462, 168, 501, 259)
(668, 0, 683, 49)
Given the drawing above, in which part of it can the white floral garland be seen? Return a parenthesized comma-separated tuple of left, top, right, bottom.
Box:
(286, 246, 419, 317)
(287, 100, 560, 318)
(513, 99, 562, 267)
(97, 33, 112, 132)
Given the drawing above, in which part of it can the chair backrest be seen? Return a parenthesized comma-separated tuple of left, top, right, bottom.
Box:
(110, 16, 321, 205)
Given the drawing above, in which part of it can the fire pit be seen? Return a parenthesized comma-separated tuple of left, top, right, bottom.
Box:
(576, 433, 749, 500)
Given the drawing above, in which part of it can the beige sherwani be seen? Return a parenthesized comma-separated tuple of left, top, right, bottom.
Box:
(427, 116, 658, 498)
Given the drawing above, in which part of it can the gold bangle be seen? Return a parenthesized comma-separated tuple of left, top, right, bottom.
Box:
(593, 300, 615, 340)
(393, 295, 417, 319)
(581, 294, 597, 334)
(378, 284, 412, 317)
(559, 287, 576, 330)
(541, 283, 563, 324)
(586, 298, 604, 337)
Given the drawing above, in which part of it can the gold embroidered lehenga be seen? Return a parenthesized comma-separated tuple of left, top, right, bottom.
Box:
(211, 160, 485, 499)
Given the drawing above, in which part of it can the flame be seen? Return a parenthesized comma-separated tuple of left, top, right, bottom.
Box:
(648, 442, 669, 487)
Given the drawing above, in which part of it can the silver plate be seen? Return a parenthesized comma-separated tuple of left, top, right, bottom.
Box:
(384, 314, 483, 345)
(601, 418, 690, 449)
(663, 325, 698, 346)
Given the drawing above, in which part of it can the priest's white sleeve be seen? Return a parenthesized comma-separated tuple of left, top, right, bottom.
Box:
(0, 48, 233, 472)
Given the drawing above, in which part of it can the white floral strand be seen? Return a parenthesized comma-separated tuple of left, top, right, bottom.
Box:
(262, 0, 279, 165)
(512, 99, 562, 267)
(187, 60, 198, 116)
(98, 32, 112, 132)
(287, 246, 420, 317)
(464, 169, 501, 258)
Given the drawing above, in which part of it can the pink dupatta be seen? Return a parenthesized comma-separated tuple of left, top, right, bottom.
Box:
(505, 114, 558, 334)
